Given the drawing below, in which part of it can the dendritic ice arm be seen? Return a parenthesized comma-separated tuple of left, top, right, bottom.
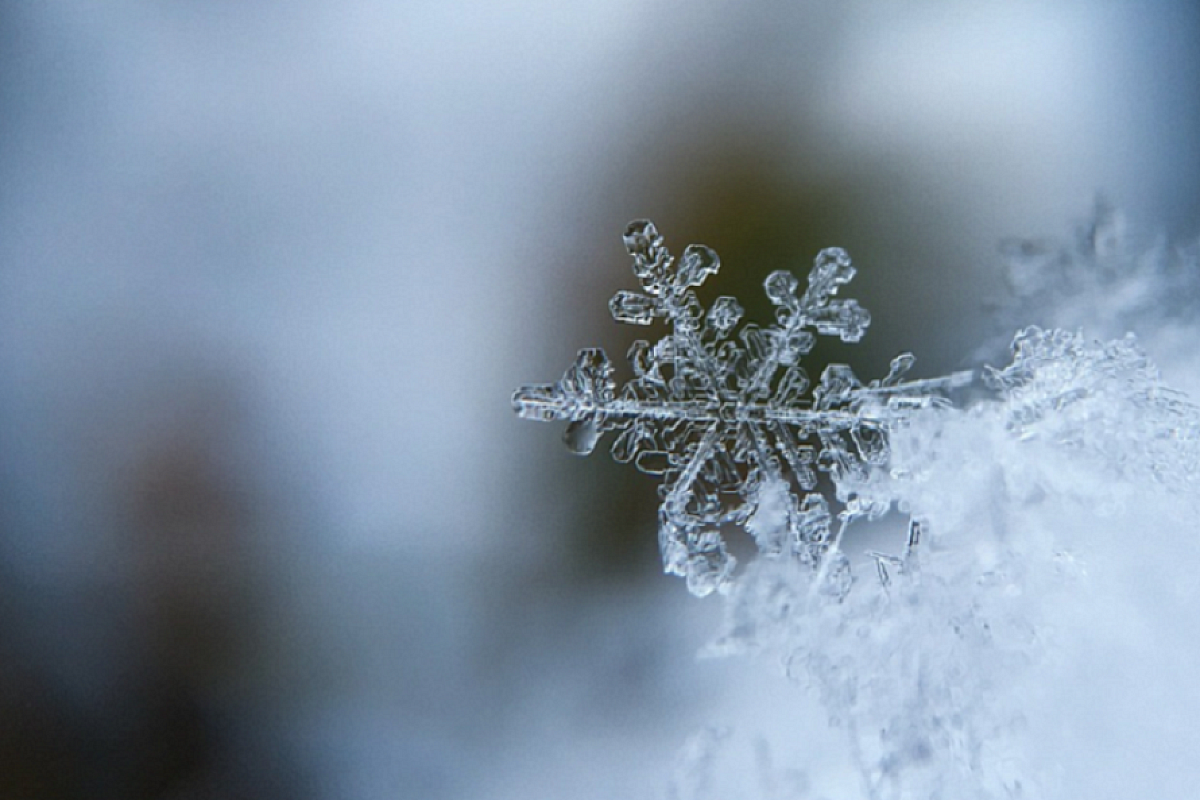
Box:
(513, 220, 973, 597)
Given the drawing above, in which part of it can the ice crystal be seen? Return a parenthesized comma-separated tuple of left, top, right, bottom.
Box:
(988, 326, 1200, 491)
(513, 220, 972, 596)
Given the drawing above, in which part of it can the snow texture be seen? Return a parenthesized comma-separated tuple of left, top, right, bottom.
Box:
(702, 323, 1200, 798)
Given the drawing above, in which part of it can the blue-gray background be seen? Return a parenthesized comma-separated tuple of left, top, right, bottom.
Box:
(1, 3, 1198, 798)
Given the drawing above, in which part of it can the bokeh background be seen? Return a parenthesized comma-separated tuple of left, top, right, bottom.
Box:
(1, 2, 1198, 798)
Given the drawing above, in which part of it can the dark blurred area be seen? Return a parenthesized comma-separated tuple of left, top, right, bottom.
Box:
(1, 3, 1198, 798)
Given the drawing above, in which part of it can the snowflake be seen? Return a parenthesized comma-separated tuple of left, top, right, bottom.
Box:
(513, 220, 973, 596)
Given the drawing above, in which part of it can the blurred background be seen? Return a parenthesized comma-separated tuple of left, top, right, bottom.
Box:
(1, 2, 1198, 798)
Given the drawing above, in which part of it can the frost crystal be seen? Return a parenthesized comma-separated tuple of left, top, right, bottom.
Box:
(513, 220, 972, 596)
(988, 326, 1200, 490)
